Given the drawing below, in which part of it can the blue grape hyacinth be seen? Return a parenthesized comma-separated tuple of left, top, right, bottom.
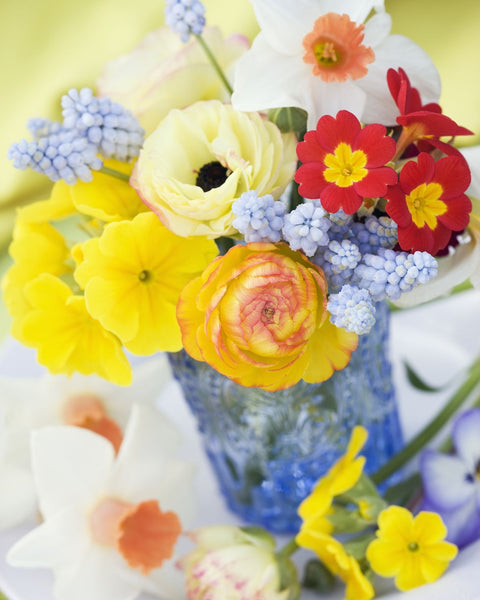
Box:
(232, 191, 286, 242)
(165, 0, 206, 42)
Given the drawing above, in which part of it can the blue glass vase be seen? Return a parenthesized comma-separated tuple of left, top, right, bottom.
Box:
(169, 301, 403, 533)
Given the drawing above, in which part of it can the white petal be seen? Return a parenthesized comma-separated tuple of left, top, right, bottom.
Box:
(320, 0, 385, 23)
(0, 465, 36, 530)
(421, 450, 474, 510)
(249, 0, 318, 54)
(232, 34, 312, 114)
(363, 11, 391, 48)
(452, 409, 480, 470)
(462, 145, 480, 199)
(358, 34, 441, 125)
(127, 560, 186, 600)
(393, 237, 480, 307)
(31, 427, 114, 518)
(7, 507, 87, 568)
(53, 547, 139, 600)
(306, 79, 366, 129)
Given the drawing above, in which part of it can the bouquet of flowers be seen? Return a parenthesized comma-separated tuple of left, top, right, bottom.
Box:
(2, 1, 480, 599)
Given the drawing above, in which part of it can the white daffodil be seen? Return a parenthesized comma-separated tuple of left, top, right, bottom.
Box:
(7, 404, 193, 600)
(394, 146, 480, 307)
(231, 0, 440, 130)
(0, 354, 170, 530)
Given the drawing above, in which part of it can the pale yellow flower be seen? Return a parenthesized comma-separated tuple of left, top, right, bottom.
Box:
(21, 274, 131, 385)
(131, 100, 297, 238)
(366, 506, 458, 592)
(75, 212, 218, 355)
(97, 27, 249, 135)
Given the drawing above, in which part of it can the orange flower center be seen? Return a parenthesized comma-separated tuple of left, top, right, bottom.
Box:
(405, 182, 447, 229)
(324, 143, 368, 187)
(89, 498, 182, 574)
(62, 394, 123, 454)
(302, 13, 375, 83)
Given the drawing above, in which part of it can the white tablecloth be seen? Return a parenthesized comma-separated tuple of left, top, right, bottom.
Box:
(0, 290, 480, 600)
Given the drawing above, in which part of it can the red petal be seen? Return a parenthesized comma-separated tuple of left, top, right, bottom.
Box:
(439, 194, 472, 231)
(434, 155, 471, 199)
(356, 124, 396, 167)
(387, 68, 402, 111)
(354, 167, 397, 198)
(316, 111, 360, 150)
(320, 184, 362, 214)
(385, 185, 412, 228)
(399, 154, 435, 192)
(397, 223, 436, 253)
(295, 163, 328, 199)
(397, 112, 473, 138)
(296, 131, 326, 163)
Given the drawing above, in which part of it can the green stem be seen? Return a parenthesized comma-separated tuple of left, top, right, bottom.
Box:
(371, 355, 480, 485)
(276, 538, 299, 560)
(194, 33, 233, 95)
(99, 166, 130, 183)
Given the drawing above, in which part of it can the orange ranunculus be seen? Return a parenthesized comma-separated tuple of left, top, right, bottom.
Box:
(177, 242, 358, 391)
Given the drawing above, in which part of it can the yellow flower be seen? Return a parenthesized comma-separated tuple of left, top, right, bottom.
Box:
(177, 242, 357, 391)
(296, 529, 374, 600)
(75, 212, 218, 355)
(131, 100, 297, 238)
(366, 506, 458, 592)
(21, 274, 131, 385)
(17, 181, 75, 223)
(97, 27, 249, 135)
(298, 426, 367, 524)
(2, 220, 71, 339)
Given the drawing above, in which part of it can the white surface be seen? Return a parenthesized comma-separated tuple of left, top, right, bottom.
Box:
(0, 290, 480, 600)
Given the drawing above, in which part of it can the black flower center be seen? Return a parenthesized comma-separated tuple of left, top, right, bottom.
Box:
(195, 161, 229, 192)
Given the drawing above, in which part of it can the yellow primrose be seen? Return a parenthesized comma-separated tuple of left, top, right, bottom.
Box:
(298, 426, 368, 524)
(75, 211, 218, 355)
(366, 506, 458, 592)
(2, 220, 71, 339)
(17, 181, 76, 223)
(131, 100, 297, 238)
(21, 274, 131, 385)
(296, 529, 374, 600)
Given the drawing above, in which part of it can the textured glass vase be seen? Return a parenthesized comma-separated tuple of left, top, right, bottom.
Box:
(169, 301, 403, 533)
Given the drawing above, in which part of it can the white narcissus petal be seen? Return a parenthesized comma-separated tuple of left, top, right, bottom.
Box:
(248, 0, 318, 54)
(232, 34, 312, 114)
(7, 507, 87, 568)
(306, 78, 366, 128)
(0, 465, 36, 529)
(462, 146, 480, 198)
(31, 427, 115, 519)
(53, 547, 139, 600)
(358, 34, 441, 125)
(452, 409, 480, 470)
(421, 450, 474, 510)
(109, 405, 194, 524)
(362, 11, 391, 48)
(320, 0, 386, 23)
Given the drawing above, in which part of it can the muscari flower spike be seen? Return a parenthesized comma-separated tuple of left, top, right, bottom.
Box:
(327, 284, 376, 335)
(61, 88, 145, 162)
(282, 201, 331, 257)
(354, 248, 438, 302)
(351, 215, 398, 254)
(8, 128, 103, 185)
(313, 239, 361, 292)
(232, 191, 286, 243)
(165, 0, 206, 43)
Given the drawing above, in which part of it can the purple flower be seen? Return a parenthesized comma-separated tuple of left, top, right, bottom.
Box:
(420, 408, 480, 548)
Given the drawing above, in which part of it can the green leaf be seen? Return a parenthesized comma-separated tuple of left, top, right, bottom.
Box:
(302, 559, 335, 593)
(343, 533, 376, 561)
(383, 472, 422, 506)
(404, 362, 449, 392)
